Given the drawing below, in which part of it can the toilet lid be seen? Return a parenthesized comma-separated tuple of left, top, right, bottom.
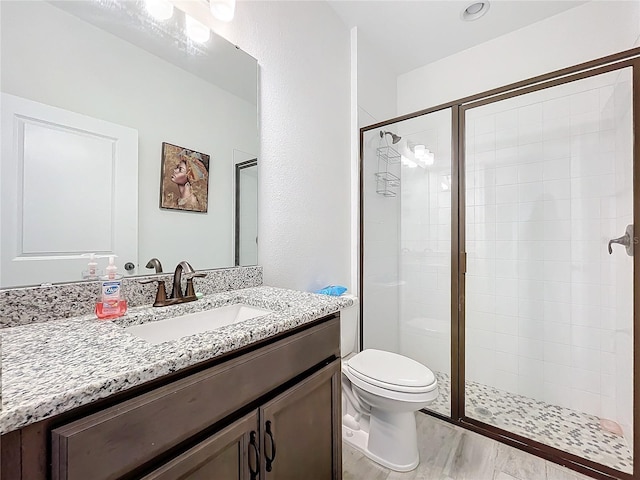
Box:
(346, 349, 436, 393)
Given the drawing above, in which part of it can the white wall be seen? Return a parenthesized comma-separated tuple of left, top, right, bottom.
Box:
(215, 1, 352, 291)
(1, 1, 258, 275)
(398, 1, 640, 115)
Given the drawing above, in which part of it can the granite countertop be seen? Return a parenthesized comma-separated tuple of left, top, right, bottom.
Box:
(0, 286, 354, 434)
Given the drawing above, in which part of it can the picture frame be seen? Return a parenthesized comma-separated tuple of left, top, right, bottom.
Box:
(159, 142, 210, 213)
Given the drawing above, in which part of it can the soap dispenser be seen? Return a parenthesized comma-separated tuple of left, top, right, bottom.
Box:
(82, 253, 102, 280)
(95, 256, 127, 319)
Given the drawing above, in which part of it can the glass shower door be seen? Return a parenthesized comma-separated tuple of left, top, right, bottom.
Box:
(361, 108, 453, 417)
(462, 66, 634, 475)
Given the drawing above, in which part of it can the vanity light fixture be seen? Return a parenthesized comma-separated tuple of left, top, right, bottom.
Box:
(413, 144, 435, 167)
(185, 14, 211, 43)
(461, 1, 490, 21)
(145, 0, 174, 21)
(210, 0, 236, 22)
(401, 155, 418, 169)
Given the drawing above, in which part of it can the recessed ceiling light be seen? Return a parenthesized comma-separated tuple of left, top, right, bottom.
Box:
(461, 1, 490, 22)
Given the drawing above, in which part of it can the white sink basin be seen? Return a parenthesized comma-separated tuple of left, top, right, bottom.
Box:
(125, 304, 272, 345)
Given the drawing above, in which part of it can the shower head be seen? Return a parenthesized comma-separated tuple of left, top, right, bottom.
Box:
(380, 130, 401, 144)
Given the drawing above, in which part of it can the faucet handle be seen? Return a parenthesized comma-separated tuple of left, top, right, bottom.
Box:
(185, 273, 206, 298)
(140, 279, 168, 307)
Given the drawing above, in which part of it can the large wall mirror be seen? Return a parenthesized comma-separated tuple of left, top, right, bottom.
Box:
(0, 0, 259, 288)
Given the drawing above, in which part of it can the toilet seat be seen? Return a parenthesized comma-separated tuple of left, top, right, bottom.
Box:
(345, 349, 437, 393)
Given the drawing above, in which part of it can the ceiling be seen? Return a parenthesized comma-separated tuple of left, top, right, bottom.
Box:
(327, 0, 588, 75)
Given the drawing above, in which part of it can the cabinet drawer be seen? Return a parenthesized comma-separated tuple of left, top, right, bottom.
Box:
(51, 316, 339, 480)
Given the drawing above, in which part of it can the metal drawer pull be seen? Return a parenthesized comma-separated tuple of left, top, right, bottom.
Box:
(249, 431, 260, 479)
(265, 421, 277, 472)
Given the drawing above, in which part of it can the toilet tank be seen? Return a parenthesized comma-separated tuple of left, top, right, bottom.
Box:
(340, 295, 359, 357)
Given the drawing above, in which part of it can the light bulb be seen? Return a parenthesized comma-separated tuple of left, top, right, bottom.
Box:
(414, 144, 426, 157)
(185, 15, 210, 43)
(424, 151, 435, 166)
(145, 0, 173, 20)
(210, 0, 236, 22)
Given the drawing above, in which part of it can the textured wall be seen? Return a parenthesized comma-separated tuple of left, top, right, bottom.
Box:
(217, 2, 352, 292)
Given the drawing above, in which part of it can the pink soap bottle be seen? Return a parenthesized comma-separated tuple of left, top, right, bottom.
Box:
(95, 256, 127, 319)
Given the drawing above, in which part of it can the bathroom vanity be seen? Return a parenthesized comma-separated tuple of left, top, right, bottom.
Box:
(0, 286, 351, 480)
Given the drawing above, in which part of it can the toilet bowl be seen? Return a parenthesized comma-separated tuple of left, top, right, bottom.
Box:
(342, 349, 438, 471)
(339, 298, 439, 472)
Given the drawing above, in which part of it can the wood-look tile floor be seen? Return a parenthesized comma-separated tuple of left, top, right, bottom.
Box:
(342, 413, 595, 480)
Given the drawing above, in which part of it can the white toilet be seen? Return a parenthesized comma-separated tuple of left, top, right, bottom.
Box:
(340, 297, 438, 472)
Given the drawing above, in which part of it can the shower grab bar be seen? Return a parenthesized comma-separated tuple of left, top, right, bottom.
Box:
(608, 224, 634, 256)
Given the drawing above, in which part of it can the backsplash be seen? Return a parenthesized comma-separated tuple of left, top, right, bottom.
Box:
(0, 266, 262, 328)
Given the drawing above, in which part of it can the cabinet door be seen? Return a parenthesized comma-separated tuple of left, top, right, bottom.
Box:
(142, 411, 260, 480)
(260, 360, 342, 480)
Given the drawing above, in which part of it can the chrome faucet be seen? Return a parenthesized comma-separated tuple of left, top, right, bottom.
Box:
(145, 258, 163, 273)
(171, 261, 194, 299)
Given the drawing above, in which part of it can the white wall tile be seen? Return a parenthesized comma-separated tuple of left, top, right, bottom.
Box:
(518, 337, 544, 360)
(544, 321, 571, 344)
(544, 361, 572, 384)
(518, 142, 543, 164)
(495, 128, 518, 150)
(495, 165, 518, 185)
(543, 302, 571, 324)
(543, 261, 571, 283)
(543, 179, 571, 200)
(495, 333, 519, 354)
(543, 115, 571, 140)
(571, 324, 601, 350)
(543, 97, 570, 120)
(494, 372, 519, 394)
(544, 199, 571, 221)
(543, 157, 571, 180)
(495, 204, 519, 223)
(571, 367, 601, 394)
(517, 279, 545, 300)
(518, 182, 544, 203)
(495, 278, 518, 298)
(570, 389, 601, 417)
(518, 103, 543, 125)
(543, 241, 571, 262)
(544, 342, 571, 366)
(543, 138, 571, 160)
(543, 281, 571, 303)
(571, 346, 601, 372)
(518, 162, 544, 183)
(495, 295, 519, 316)
(496, 184, 518, 204)
(518, 201, 545, 222)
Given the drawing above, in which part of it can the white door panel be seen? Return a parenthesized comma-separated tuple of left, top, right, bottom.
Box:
(1, 93, 138, 287)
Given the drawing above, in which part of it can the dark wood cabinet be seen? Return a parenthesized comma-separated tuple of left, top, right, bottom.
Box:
(260, 361, 341, 480)
(141, 359, 342, 480)
(141, 412, 259, 480)
(1, 315, 342, 480)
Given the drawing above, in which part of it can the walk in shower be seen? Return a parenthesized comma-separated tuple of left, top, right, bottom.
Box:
(360, 52, 637, 479)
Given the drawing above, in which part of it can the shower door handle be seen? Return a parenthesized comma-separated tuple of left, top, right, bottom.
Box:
(608, 225, 634, 256)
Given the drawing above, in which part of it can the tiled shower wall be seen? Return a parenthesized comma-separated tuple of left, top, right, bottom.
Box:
(362, 133, 400, 353)
(463, 68, 633, 438)
(397, 110, 452, 378)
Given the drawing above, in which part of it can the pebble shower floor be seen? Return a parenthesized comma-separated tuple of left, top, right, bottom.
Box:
(428, 372, 633, 474)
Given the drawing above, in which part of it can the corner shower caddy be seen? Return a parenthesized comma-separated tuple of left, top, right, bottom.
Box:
(375, 145, 400, 196)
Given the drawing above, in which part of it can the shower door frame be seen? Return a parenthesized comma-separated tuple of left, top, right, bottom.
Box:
(359, 46, 640, 480)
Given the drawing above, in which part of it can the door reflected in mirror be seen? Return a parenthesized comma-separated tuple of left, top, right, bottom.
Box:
(235, 159, 258, 266)
(0, 0, 259, 288)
